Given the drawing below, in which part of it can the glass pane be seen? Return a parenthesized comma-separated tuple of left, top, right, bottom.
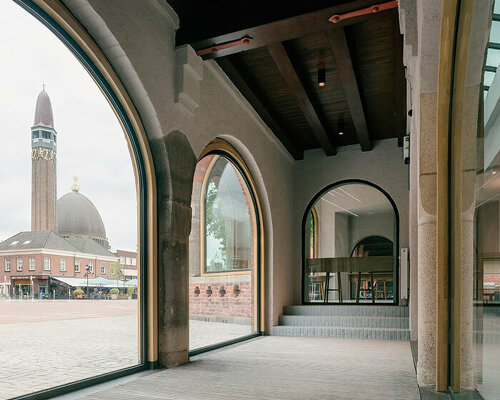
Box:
(469, 4, 500, 398)
(189, 154, 258, 351)
(486, 48, 500, 70)
(0, 2, 140, 398)
(303, 183, 396, 304)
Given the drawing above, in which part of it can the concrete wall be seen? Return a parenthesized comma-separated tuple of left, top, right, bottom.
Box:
(63, 0, 408, 366)
(63, 0, 295, 338)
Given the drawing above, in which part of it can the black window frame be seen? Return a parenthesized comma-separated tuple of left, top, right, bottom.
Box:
(11, 1, 149, 399)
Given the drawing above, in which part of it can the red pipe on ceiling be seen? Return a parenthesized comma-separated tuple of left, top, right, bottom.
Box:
(329, 0, 399, 24)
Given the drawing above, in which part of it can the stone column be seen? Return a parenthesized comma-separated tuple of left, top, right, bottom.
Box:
(151, 131, 196, 368)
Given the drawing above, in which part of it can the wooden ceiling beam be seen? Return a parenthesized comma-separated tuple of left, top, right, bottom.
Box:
(216, 57, 304, 160)
(267, 42, 336, 156)
(327, 28, 372, 151)
(392, 12, 406, 147)
(188, 0, 387, 60)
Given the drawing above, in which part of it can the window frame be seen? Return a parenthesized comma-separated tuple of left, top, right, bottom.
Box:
(17, 257, 23, 271)
(11, 0, 153, 398)
(43, 257, 50, 271)
(29, 257, 35, 271)
(200, 154, 258, 276)
(60, 258, 66, 272)
(74, 260, 80, 273)
(189, 146, 263, 358)
(301, 179, 400, 306)
(5, 258, 11, 272)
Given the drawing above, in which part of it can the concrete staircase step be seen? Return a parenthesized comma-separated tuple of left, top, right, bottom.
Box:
(272, 325, 411, 341)
(278, 315, 409, 329)
(283, 305, 408, 317)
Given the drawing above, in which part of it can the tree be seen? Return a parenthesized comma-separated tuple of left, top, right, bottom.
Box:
(108, 260, 125, 286)
(205, 181, 227, 262)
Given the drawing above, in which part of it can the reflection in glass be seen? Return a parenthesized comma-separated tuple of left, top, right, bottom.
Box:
(0, 2, 140, 398)
(204, 156, 255, 273)
(472, 6, 500, 397)
(304, 183, 396, 304)
(189, 154, 258, 351)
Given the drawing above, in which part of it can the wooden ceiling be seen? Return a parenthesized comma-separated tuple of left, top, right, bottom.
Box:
(170, 0, 406, 160)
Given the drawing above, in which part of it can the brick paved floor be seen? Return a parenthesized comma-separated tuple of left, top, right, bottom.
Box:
(77, 336, 420, 400)
(0, 300, 255, 399)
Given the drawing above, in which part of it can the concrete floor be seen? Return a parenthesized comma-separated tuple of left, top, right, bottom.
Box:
(75, 336, 420, 400)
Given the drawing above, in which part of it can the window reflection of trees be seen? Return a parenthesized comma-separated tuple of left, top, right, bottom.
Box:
(204, 156, 254, 273)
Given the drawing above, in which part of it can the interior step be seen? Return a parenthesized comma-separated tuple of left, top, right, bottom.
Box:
(272, 325, 411, 341)
(274, 305, 410, 341)
(283, 305, 408, 317)
(278, 315, 409, 329)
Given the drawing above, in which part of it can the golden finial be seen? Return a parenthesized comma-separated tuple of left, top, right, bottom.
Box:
(71, 176, 80, 192)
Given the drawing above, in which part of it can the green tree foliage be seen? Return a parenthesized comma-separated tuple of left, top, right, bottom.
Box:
(205, 181, 226, 259)
(108, 260, 124, 282)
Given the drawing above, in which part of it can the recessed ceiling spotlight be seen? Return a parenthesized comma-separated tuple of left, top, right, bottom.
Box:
(318, 66, 325, 87)
(318, 56, 325, 87)
(338, 118, 344, 136)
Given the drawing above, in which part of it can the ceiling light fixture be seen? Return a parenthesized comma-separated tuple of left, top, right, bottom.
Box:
(318, 57, 326, 87)
(338, 118, 344, 136)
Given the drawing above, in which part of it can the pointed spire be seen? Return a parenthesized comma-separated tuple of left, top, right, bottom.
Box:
(71, 176, 80, 192)
(33, 85, 54, 128)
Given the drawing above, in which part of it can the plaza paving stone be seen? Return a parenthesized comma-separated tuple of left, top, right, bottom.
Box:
(0, 300, 254, 399)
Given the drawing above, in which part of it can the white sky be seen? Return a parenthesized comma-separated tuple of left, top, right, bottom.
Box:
(0, 1, 137, 251)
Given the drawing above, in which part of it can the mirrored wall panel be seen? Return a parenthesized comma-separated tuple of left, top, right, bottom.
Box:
(304, 182, 397, 304)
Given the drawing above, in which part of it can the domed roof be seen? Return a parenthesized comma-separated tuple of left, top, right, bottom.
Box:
(33, 88, 54, 128)
(57, 189, 107, 241)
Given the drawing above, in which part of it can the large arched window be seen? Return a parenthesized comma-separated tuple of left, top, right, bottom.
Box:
(0, 1, 153, 398)
(203, 155, 256, 273)
(189, 146, 260, 353)
(303, 181, 398, 304)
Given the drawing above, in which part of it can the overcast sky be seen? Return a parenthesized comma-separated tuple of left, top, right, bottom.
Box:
(0, 1, 137, 251)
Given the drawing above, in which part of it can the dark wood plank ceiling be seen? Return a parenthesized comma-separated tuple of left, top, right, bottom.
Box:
(169, 0, 406, 159)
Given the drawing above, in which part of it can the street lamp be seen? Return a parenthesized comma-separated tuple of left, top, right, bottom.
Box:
(85, 264, 91, 299)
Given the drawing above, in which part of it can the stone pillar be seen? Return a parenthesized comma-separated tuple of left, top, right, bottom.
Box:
(151, 131, 196, 368)
(400, 0, 443, 387)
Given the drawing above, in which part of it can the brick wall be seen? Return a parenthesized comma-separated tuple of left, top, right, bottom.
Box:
(189, 274, 253, 319)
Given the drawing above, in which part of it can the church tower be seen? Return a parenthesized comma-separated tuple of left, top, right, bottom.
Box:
(31, 87, 57, 231)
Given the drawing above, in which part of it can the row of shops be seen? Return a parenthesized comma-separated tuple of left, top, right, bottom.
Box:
(0, 275, 137, 299)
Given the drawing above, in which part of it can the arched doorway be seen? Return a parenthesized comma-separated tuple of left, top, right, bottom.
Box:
(303, 180, 399, 304)
(189, 140, 263, 353)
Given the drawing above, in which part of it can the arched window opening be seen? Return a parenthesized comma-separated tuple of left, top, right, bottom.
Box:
(189, 151, 260, 352)
(304, 181, 398, 304)
(0, 2, 148, 398)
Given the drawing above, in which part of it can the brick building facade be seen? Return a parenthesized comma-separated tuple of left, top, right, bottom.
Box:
(0, 231, 117, 298)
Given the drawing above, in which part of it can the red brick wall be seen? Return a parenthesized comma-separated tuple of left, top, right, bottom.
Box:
(189, 278, 253, 319)
(484, 273, 500, 285)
